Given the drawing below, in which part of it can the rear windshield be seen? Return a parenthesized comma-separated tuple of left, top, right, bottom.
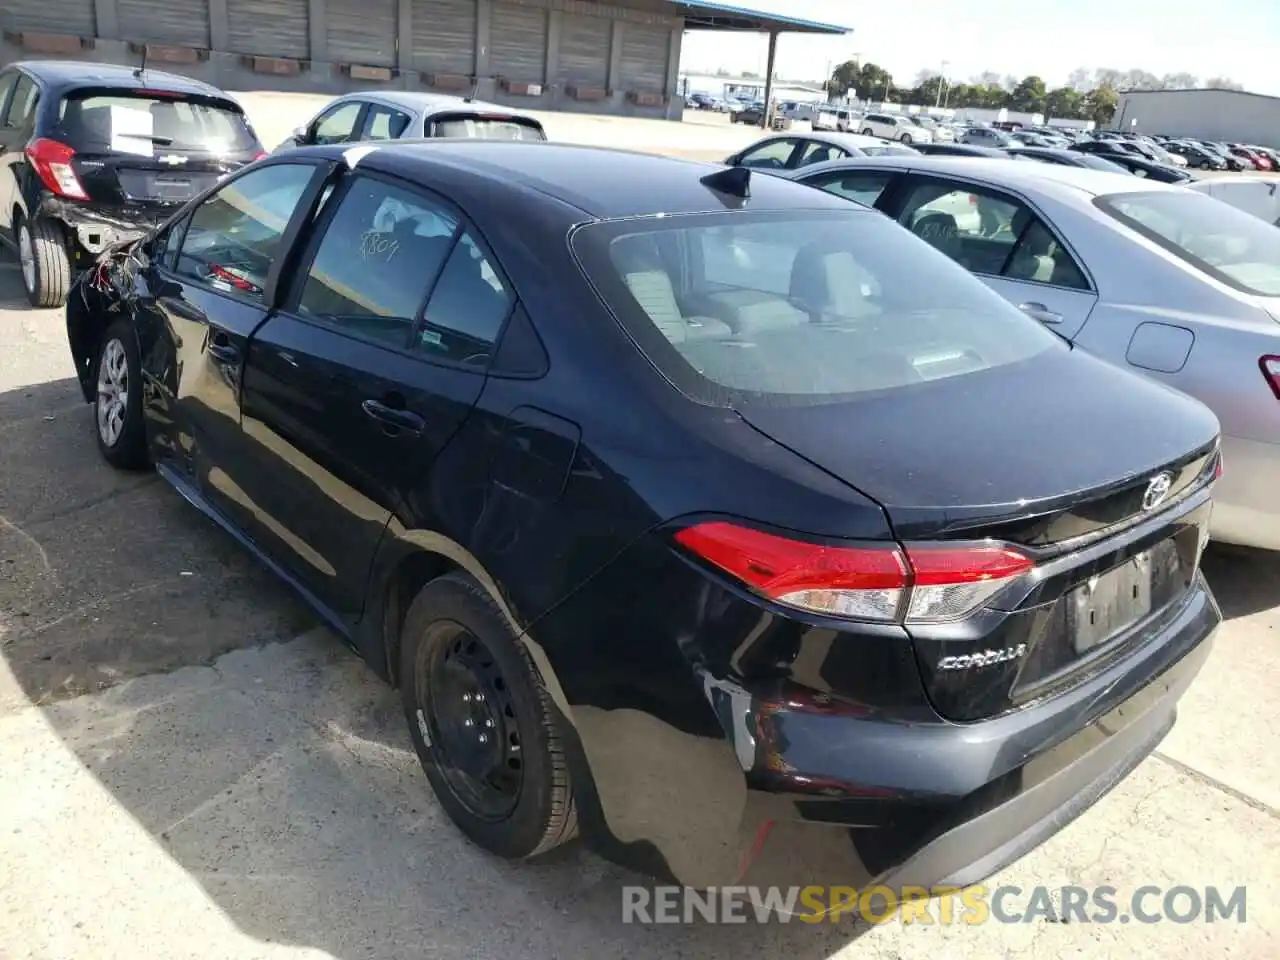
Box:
(571, 209, 1060, 406)
(56, 92, 257, 154)
(1096, 190, 1280, 295)
(431, 114, 546, 141)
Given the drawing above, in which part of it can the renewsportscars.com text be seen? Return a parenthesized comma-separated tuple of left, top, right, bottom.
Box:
(622, 884, 1248, 925)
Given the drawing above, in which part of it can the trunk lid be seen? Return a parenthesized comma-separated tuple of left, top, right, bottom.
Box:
(53, 88, 262, 212)
(738, 347, 1220, 722)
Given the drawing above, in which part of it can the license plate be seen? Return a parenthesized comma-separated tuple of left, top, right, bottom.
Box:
(1069, 550, 1158, 654)
(152, 177, 193, 200)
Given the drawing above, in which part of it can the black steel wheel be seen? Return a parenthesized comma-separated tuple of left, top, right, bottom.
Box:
(400, 572, 576, 859)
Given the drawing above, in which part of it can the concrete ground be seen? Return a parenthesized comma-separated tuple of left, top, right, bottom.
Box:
(1, 97, 1278, 959)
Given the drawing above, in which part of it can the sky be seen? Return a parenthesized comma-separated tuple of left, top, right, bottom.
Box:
(679, 0, 1280, 96)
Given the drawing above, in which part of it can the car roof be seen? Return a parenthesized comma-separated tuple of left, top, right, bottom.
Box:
(782, 154, 1182, 200)
(8, 59, 232, 99)
(302, 140, 857, 218)
(328, 89, 539, 120)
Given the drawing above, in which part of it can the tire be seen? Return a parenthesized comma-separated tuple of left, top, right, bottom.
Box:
(400, 572, 576, 860)
(91, 319, 149, 470)
(861, 127, 875, 136)
(1199, 160, 1211, 170)
(16, 214, 72, 309)
(901, 133, 913, 144)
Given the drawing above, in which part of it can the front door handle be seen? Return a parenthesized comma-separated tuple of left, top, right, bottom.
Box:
(362, 398, 425, 435)
(207, 329, 240, 363)
(1019, 302, 1064, 325)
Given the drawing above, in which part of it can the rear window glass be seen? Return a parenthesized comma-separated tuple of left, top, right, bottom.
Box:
(431, 114, 546, 141)
(1096, 190, 1280, 295)
(571, 210, 1060, 406)
(56, 92, 257, 154)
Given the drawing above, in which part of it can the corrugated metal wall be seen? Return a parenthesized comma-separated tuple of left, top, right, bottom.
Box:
(227, 0, 309, 59)
(412, 0, 476, 76)
(117, 0, 210, 48)
(618, 22, 668, 92)
(1115, 91, 1280, 147)
(327, 0, 398, 66)
(489, 1, 548, 84)
(1, 0, 96, 36)
(557, 11, 609, 88)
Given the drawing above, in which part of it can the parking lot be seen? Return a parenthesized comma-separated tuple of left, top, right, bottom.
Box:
(1, 93, 1278, 959)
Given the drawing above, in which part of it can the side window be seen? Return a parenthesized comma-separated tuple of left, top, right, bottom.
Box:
(1004, 220, 1090, 290)
(737, 139, 797, 169)
(7, 76, 38, 129)
(0, 73, 18, 123)
(154, 214, 190, 270)
(366, 105, 412, 141)
(796, 140, 846, 167)
(311, 102, 363, 145)
(417, 232, 513, 366)
(297, 176, 458, 348)
(807, 171, 896, 208)
(174, 163, 317, 301)
(899, 180, 1022, 274)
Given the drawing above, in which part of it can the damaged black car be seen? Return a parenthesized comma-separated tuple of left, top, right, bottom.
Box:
(0, 59, 265, 308)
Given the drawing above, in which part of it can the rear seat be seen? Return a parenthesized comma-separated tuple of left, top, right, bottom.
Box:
(616, 241, 731, 343)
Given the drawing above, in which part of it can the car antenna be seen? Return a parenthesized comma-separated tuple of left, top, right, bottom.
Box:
(699, 165, 751, 203)
(133, 45, 148, 80)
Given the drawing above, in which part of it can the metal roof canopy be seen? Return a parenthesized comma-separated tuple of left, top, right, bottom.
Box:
(669, 0, 852, 34)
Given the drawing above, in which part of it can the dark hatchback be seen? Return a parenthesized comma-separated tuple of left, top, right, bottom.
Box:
(65, 141, 1221, 897)
(0, 60, 265, 307)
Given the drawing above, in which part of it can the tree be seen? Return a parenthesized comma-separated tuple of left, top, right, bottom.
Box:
(1067, 67, 1094, 92)
(1161, 72, 1198, 89)
(1084, 84, 1119, 125)
(1204, 76, 1245, 90)
(825, 59, 860, 98)
(1009, 75, 1048, 112)
(1044, 86, 1082, 120)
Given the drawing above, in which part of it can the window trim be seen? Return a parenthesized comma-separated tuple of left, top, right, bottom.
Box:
(891, 173, 1097, 293)
(164, 159, 334, 311)
(800, 169, 901, 210)
(280, 168, 516, 372)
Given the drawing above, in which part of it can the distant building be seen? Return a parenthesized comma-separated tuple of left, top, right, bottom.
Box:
(679, 72, 826, 103)
(1112, 88, 1280, 146)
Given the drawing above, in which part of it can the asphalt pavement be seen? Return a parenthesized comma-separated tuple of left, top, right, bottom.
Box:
(1, 113, 1278, 959)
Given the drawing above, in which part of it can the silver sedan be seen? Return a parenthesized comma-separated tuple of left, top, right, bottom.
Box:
(776, 155, 1280, 551)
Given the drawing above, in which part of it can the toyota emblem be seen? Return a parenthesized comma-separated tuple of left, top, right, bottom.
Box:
(1142, 472, 1174, 511)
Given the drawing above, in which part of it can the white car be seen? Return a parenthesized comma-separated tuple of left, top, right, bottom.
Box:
(1188, 176, 1280, 226)
(859, 112, 934, 144)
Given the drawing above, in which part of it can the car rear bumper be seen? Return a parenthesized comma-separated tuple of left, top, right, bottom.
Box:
(1209, 434, 1280, 551)
(35, 195, 174, 255)
(731, 576, 1218, 892)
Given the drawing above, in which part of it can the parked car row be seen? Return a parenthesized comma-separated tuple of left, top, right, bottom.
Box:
(0, 55, 1269, 915)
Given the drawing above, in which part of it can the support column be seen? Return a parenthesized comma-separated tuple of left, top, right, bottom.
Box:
(664, 24, 680, 98)
(545, 10, 561, 90)
(761, 28, 777, 129)
(606, 20, 622, 93)
(208, 0, 229, 53)
(475, 0, 491, 79)
(93, 0, 119, 40)
(308, 0, 326, 64)
(397, 0, 413, 72)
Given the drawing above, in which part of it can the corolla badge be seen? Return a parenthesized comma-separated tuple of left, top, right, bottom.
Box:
(1142, 472, 1175, 512)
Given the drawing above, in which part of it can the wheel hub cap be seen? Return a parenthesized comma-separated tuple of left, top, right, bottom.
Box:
(97, 339, 128, 447)
(18, 225, 35, 292)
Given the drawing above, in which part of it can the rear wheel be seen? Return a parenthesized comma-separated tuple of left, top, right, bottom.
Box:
(16, 214, 72, 309)
(1199, 160, 1211, 170)
(861, 127, 874, 136)
(92, 320, 149, 470)
(400, 572, 576, 860)
(901, 133, 914, 144)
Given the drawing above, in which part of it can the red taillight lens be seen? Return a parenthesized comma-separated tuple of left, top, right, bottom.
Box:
(674, 521, 1033, 623)
(252, 150, 268, 161)
(26, 138, 88, 200)
(1261, 355, 1280, 400)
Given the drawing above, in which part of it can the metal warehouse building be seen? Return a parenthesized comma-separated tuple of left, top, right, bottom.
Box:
(0, 0, 846, 120)
(1113, 88, 1280, 148)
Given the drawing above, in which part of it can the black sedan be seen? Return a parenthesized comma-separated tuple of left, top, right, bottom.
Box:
(65, 141, 1222, 896)
(1008, 146, 1192, 182)
(912, 142, 1016, 158)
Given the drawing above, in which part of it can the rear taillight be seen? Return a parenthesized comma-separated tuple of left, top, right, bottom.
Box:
(252, 150, 268, 161)
(674, 521, 1033, 624)
(26, 138, 88, 200)
(1261, 355, 1280, 400)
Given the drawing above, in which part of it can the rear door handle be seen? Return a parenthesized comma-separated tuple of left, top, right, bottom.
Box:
(362, 399, 425, 435)
(1019, 302, 1064, 325)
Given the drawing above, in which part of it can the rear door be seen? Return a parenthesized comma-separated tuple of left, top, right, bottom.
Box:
(137, 160, 329, 501)
(890, 175, 1099, 338)
(0, 70, 28, 236)
(238, 170, 513, 618)
(361, 102, 414, 141)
